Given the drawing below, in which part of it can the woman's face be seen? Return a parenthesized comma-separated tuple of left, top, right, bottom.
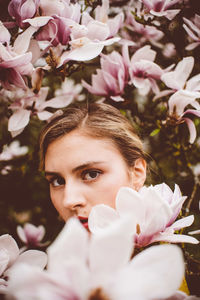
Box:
(45, 130, 146, 229)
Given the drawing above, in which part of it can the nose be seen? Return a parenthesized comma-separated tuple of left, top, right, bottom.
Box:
(62, 181, 86, 210)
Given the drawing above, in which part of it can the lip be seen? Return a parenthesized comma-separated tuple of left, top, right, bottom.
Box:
(78, 216, 88, 229)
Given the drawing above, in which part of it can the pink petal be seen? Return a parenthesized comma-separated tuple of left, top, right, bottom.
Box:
(0, 235, 19, 267)
(89, 218, 134, 277)
(37, 111, 53, 120)
(88, 204, 119, 234)
(24, 16, 53, 27)
(113, 244, 184, 300)
(0, 250, 9, 276)
(171, 215, 194, 230)
(0, 52, 32, 68)
(47, 219, 89, 271)
(14, 250, 47, 269)
(17, 226, 27, 244)
(20, 0, 37, 19)
(162, 57, 194, 90)
(131, 45, 156, 64)
(153, 233, 199, 244)
(0, 21, 11, 43)
(13, 26, 38, 54)
(168, 89, 200, 115)
(8, 109, 31, 132)
(87, 20, 110, 41)
(183, 117, 197, 144)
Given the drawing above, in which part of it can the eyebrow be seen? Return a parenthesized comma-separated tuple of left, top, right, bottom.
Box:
(44, 161, 105, 177)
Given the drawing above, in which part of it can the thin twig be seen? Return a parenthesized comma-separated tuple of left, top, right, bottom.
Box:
(185, 183, 198, 216)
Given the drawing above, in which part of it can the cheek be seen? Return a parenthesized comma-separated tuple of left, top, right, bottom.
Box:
(95, 173, 132, 209)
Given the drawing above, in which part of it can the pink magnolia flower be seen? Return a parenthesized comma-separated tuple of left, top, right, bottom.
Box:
(125, 11, 164, 45)
(183, 14, 200, 50)
(0, 43, 33, 90)
(85, 0, 124, 38)
(40, 0, 81, 22)
(58, 19, 120, 64)
(141, 0, 180, 20)
(7, 218, 185, 300)
(7, 86, 75, 137)
(36, 16, 71, 47)
(8, 0, 40, 28)
(17, 223, 47, 248)
(89, 185, 199, 247)
(0, 141, 28, 161)
(0, 234, 47, 294)
(0, 21, 11, 44)
(161, 57, 200, 143)
(82, 50, 128, 101)
(126, 45, 163, 95)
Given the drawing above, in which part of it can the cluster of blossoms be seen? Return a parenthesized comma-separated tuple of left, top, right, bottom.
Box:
(0, 182, 199, 299)
(0, 0, 199, 142)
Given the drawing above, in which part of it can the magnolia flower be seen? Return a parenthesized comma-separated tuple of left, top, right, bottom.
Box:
(125, 45, 163, 95)
(82, 50, 128, 101)
(161, 57, 200, 143)
(17, 223, 47, 248)
(0, 141, 28, 161)
(7, 218, 185, 300)
(89, 185, 199, 247)
(54, 78, 85, 102)
(40, 0, 81, 22)
(0, 43, 33, 90)
(0, 234, 47, 294)
(183, 14, 200, 51)
(8, 0, 40, 28)
(6, 86, 74, 137)
(125, 11, 164, 45)
(141, 0, 180, 20)
(85, 0, 124, 38)
(0, 21, 11, 44)
(58, 20, 120, 64)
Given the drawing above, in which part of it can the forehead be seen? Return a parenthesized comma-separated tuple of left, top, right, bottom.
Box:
(44, 130, 125, 170)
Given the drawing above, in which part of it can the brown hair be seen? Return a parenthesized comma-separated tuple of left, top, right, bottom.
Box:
(39, 103, 146, 170)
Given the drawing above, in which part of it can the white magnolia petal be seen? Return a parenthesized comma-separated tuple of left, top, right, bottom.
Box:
(0, 235, 19, 267)
(13, 26, 38, 54)
(112, 244, 184, 300)
(42, 95, 74, 109)
(88, 204, 119, 234)
(171, 215, 194, 230)
(168, 90, 200, 115)
(89, 217, 134, 280)
(37, 111, 53, 121)
(162, 57, 194, 90)
(47, 218, 89, 271)
(184, 117, 197, 144)
(0, 21, 11, 43)
(13, 250, 47, 270)
(116, 187, 144, 221)
(8, 109, 31, 132)
(153, 233, 199, 244)
(16, 226, 27, 244)
(0, 250, 9, 276)
(131, 45, 156, 64)
(64, 42, 104, 61)
(23, 16, 53, 27)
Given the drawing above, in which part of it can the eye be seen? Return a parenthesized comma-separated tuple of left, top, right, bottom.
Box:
(82, 170, 101, 181)
(48, 176, 65, 187)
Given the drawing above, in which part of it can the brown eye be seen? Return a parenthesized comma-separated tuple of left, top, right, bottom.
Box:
(50, 176, 65, 187)
(82, 170, 101, 181)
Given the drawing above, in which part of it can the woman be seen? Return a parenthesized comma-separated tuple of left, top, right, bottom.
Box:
(39, 102, 189, 294)
(39, 103, 147, 229)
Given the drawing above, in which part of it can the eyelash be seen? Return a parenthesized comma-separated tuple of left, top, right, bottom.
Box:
(47, 169, 102, 187)
(81, 169, 102, 181)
